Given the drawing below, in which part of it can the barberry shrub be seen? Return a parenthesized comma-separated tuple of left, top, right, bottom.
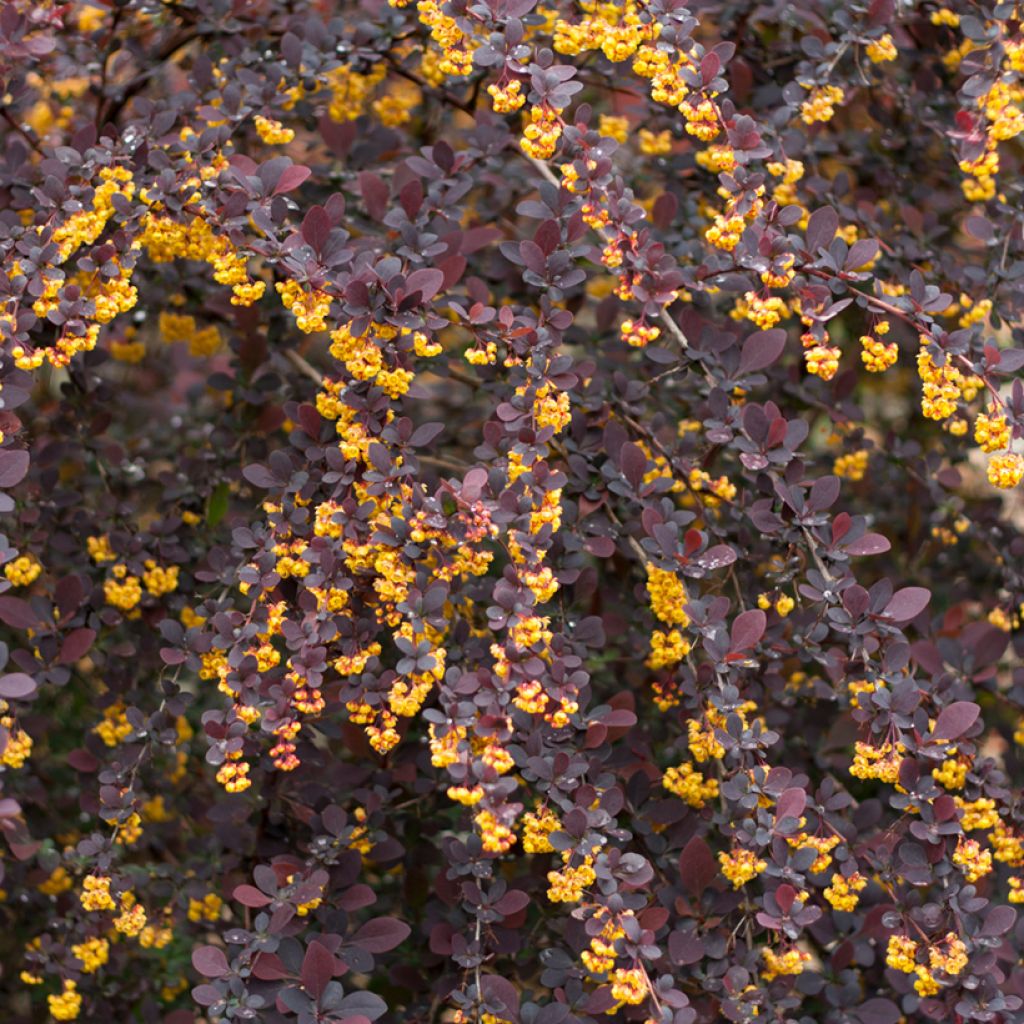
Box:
(4, 0, 1024, 1022)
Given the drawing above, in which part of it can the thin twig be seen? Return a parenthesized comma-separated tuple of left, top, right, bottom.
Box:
(283, 348, 323, 384)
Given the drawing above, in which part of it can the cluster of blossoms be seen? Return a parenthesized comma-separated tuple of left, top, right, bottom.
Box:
(2, 1, 1024, 1024)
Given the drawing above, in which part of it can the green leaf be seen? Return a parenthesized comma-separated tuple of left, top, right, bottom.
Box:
(206, 482, 229, 527)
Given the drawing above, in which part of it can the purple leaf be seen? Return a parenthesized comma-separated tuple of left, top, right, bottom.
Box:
(775, 787, 807, 823)
(0, 598, 37, 630)
(301, 205, 331, 252)
(273, 164, 311, 195)
(806, 206, 839, 255)
(0, 673, 36, 700)
(679, 837, 716, 894)
(883, 587, 931, 623)
(405, 268, 445, 303)
(233, 884, 272, 907)
(242, 463, 279, 489)
(620, 443, 648, 490)
(301, 940, 335, 1000)
(932, 701, 980, 740)
(0, 450, 29, 489)
(192, 946, 230, 978)
(358, 172, 389, 221)
(730, 609, 766, 652)
(846, 533, 891, 555)
(980, 904, 1016, 936)
(59, 628, 96, 664)
(351, 917, 411, 953)
(739, 329, 787, 375)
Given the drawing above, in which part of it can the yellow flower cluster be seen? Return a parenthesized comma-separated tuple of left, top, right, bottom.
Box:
(916, 345, 977, 421)
(824, 871, 866, 911)
(113, 891, 147, 936)
(860, 320, 897, 372)
(187, 892, 224, 922)
(329, 322, 415, 399)
(662, 762, 719, 808)
(742, 292, 788, 330)
(887, 930, 970, 997)
(71, 937, 109, 973)
(158, 311, 222, 357)
(3, 554, 41, 587)
(49, 980, 82, 1021)
(476, 809, 516, 853)
(39, 867, 73, 896)
(833, 450, 869, 481)
(800, 84, 844, 124)
(687, 713, 726, 764)
(489, 80, 526, 114)
(143, 561, 179, 597)
(762, 947, 810, 980)
(522, 806, 560, 853)
(886, 933, 917, 972)
(987, 452, 1024, 489)
(87, 535, 115, 563)
(975, 408, 1011, 453)
(415, 0, 474, 76)
(757, 592, 795, 616)
(646, 565, 690, 627)
(639, 129, 672, 156)
(598, 114, 629, 143)
(582, 913, 625, 974)
(850, 740, 904, 784)
(696, 143, 737, 175)
(787, 831, 840, 873)
(719, 847, 766, 888)
(1, 716, 32, 768)
(104, 567, 142, 611)
(609, 967, 647, 1005)
(992, 821, 1024, 866)
(866, 34, 897, 64)
(80, 874, 115, 912)
(93, 703, 132, 747)
(802, 333, 841, 381)
(553, 2, 655, 63)
(547, 854, 596, 902)
(933, 757, 968, 790)
(254, 114, 294, 144)
(956, 796, 999, 831)
(620, 318, 660, 347)
(521, 104, 564, 160)
(139, 213, 265, 307)
(216, 751, 252, 793)
(276, 280, 332, 333)
(318, 62, 384, 118)
(953, 836, 992, 882)
(647, 628, 691, 669)
(705, 188, 765, 251)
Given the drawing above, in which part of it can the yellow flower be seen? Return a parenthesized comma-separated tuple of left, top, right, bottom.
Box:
(866, 34, 897, 63)
(49, 979, 82, 1020)
(719, 847, 766, 888)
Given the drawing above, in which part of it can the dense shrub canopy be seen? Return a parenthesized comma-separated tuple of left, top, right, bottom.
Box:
(4, 0, 1024, 1022)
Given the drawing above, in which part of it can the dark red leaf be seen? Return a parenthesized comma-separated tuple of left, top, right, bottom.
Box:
(301, 940, 336, 999)
(679, 837, 716, 894)
(883, 587, 931, 623)
(233, 884, 272, 907)
(351, 917, 411, 953)
(273, 164, 311, 195)
(932, 701, 980, 740)
(59, 628, 95, 664)
(730, 609, 766, 652)
(192, 946, 230, 978)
